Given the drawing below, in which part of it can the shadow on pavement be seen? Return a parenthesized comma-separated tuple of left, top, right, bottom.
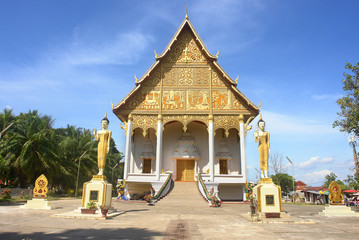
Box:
(0, 227, 162, 240)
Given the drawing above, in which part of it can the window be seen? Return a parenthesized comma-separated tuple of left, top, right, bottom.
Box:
(143, 159, 151, 173)
(219, 159, 228, 174)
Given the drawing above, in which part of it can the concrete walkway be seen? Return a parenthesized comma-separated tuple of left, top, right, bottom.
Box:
(1, 198, 359, 239)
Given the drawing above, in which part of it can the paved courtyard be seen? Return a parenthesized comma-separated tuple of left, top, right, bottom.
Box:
(1, 198, 359, 240)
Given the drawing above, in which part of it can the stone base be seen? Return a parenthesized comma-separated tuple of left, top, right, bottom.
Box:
(319, 205, 359, 217)
(253, 179, 282, 213)
(81, 175, 112, 208)
(20, 198, 52, 210)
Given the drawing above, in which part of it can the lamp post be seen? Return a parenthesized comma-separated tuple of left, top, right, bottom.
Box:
(286, 156, 295, 204)
(255, 168, 260, 181)
(75, 151, 87, 198)
(348, 135, 358, 176)
(111, 163, 119, 185)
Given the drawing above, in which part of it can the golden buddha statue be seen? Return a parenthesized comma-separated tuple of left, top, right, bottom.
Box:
(93, 113, 112, 175)
(254, 115, 270, 178)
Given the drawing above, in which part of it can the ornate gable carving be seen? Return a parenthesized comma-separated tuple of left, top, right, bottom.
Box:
(163, 27, 208, 63)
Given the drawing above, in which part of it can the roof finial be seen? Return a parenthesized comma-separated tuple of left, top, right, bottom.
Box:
(185, 5, 188, 19)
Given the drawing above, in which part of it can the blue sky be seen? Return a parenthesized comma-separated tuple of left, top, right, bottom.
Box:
(1, 0, 358, 186)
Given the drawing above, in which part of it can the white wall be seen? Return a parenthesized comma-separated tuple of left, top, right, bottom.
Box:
(218, 183, 244, 200)
(132, 121, 241, 177)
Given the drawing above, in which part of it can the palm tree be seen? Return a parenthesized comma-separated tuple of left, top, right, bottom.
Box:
(56, 125, 97, 189)
(0, 110, 69, 187)
(0, 108, 15, 141)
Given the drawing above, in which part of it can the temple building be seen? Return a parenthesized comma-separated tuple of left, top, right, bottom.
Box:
(112, 15, 259, 201)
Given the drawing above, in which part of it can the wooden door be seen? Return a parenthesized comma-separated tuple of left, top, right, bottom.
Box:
(176, 160, 195, 181)
(220, 159, 228, 174)
(143, 159, 151, 173)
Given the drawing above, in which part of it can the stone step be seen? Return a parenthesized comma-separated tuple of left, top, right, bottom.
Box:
(156, 182, 207, 206)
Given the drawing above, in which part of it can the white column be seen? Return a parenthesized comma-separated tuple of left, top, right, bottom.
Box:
(209, 115, 215, 182)
(129, 140, 134, 174)
(239, 115, 247, 181)
(155, 115, 163, 181)
(124, 115, 133, 180)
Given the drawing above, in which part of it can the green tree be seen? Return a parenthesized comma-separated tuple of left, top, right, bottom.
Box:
(344, 174, 359, 190)
(103, 138, 124, 187)
(271, 173, 295, 195)
(333, 62, 359, 136)
(0, 110, 69, 187)
(0, 108, 15, 141)
(323, 172, 347, 190)
(56, 125, 98, 189)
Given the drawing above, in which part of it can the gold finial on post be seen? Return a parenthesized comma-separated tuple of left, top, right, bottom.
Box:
(154, 49, 158, 58)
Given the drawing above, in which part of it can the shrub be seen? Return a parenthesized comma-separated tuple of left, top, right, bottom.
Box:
(1, 190, 11, 200)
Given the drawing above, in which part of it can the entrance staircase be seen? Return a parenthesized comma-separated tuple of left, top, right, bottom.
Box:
(156, 182, 208, 207)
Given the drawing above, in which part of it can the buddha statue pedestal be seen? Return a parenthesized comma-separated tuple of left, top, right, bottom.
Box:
(20, 198, 52, 210)
(252, 178, 283, 217)
(81, 175, 112, 209)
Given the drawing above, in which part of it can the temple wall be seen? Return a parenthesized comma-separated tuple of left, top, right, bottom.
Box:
(218, 184, 244, 201)
(131, 120, 241, 177)
(214, 128, 240, 175)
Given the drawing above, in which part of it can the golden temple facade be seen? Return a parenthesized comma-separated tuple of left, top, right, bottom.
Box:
(112, 15, 259, 201)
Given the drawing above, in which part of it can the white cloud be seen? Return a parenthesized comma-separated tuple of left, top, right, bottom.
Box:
(301, 169, 332, 186)
(296, 156, 334, 168)
(312, 93, 342, 101)
(261, 110, 337, 136)
(54, 31, 153, 66)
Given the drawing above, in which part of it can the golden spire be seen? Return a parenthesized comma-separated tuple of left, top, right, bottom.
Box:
(134, 74, 138, 84)
(185, 5, 188, 19)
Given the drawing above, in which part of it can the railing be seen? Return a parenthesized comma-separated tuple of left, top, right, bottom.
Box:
(153, 172, 173, 203)
(197, 173, 212, 205)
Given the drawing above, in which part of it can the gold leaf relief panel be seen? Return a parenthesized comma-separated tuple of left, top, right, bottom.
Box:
(212, 69, 226, 87)
(232, 92, 243, 110)
(178, 68, 193, 86)
(132, 114, 157, 134)
(187, 90, 210, 110)
(125, 89, 160, 111)
(162, 90, 185, 110)
(214, 115, 240, 134)
(143, 68, 161, 87)
(194, 68, 210, 86)
(163, 28, 208, 63)
(212, 90, 231, 110)
(162, 67, 177, 86)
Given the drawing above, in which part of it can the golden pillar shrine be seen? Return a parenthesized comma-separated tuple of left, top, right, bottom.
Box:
(112, 14, 259, 201)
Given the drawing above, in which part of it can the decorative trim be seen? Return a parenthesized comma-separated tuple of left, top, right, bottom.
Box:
(92, 175, 107, 181)
(132, 114, 157, 137)
(213, 115, 239, 137)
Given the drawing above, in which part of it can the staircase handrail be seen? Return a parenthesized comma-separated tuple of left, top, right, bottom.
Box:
(153, 172, 173, 201)
(197, 173, 212, 204)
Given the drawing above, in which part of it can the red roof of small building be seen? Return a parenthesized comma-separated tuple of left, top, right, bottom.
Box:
(296, 181, 307, 187)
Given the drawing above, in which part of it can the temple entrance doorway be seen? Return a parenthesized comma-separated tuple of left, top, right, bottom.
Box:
(176, 159, 195, 181)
